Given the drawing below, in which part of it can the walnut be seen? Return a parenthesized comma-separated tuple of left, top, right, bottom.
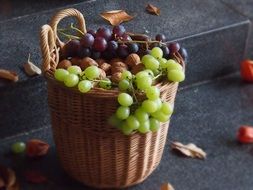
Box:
(110, 58, 123, 65)
(131, 63, 145, 74)
(111, 61, 128, 70)
(111, 66, 127, 74)
(125, 53, 140, 68)
(57, 59, 72, 69)
(100, 63, 111, 75)
(70, 57, 82, 66)
(96, 58, 106, 66)
(98, 68, 107, 79)
(80, 57, 98, 70)
(111, 72, 122, 83)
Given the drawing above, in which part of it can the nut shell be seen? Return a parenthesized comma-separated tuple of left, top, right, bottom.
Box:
(57, 59, 72, 69)
(131, 63, 145, 74)
(70, 57, 82, 66)
(111, 61, 128, 70)
(96, 59, 106, 66)
(80, 57, 98, 70)
(100, 63, 111, 75)
(98, 68, 107, 79)
(111, 72, 122, 83)
(110, 58, 123, 65)
(111, 66, 127, 74)
(125, 53, 140, 68)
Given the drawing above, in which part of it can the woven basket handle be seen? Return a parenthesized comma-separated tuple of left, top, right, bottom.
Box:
(50, 8, 87, 46)
(40, 24, 59, 73)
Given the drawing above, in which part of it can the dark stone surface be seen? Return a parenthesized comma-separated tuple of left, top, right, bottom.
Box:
(1, 74, 253, 190)
(222, 0, 253, 59)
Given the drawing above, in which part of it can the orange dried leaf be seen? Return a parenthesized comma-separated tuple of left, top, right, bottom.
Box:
(26, 139, 50, 158)
(161, 183, 175, 190)
(24, 170, 47, 184)
(171, 141, 206, 159)
(0, 69, 19, 82)
(100, 10, 134, 26)
(146, 4, 160, 16)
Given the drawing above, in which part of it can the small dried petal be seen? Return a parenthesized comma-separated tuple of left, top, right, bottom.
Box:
(24, 62, 41, 76)
(0, 69, 19, 82)
(146, 4, 160, 16)
(24, 170, 47, 184)
(171, 141, 206, 159)
(100, 10, 134, 26)
(26, 139, 49, 158)
(161, 183, 175, 190)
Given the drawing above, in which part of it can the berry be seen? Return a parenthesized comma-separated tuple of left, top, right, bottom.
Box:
(93, 37, 107, 52)
(155, 34, 166, 42)
(113, 25, 126, 37)
(128, 43, 139, 53)
(168, 42, 180, 54)
(96, 27, 112, 41)
(117, 45, 129, 58)
(80, 33, 94, 48)
(11, 142, 26, 154)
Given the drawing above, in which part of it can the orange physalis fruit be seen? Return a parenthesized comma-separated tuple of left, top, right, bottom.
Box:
(240, 60, 253, 82)
(26, 139, 49, 158)
(237, 126, 253, 143)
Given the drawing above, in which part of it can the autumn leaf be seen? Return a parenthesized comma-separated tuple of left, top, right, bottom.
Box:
(26, 139, 50, 158)
(0, 69, 19, 82)
(100, 10, 134, 26)
(146, 4, 160, 16)
(24, 170, 47, 184)
(23, 54, 41, 76)
(161, 183, 175, 190)
(171, 141, 206, 159)
(0, 165, 19, 190)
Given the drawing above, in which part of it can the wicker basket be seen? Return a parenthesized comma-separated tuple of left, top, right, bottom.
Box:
(40, 8, 184, 189)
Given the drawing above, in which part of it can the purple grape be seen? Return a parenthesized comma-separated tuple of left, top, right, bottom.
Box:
(79, 48, 91, 58)
(63, 39, 81, 57)
(122, 33, 132, 41)
(87, 29, 96, 37)
(128, 43, 139, 53)
(80, 33, 94, 48)
(179, 47, 188, 60)
(161, 46, 170, 58)
(112, 25, 126, 37)
(107, 40, 118, 52)
(168, 42, 180, 54)
(155, 34, 166, 42)
(91, 51, 101, 59)
(93, 37, 107, 52)
(96, 27, 112, 41)
(117, 45, 129, 58)
(138, 49, 151, 57)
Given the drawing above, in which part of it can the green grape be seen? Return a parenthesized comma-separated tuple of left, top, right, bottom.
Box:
(149, 118, 160, 132)
(145, 86, 160, 100)
(152, 69, 160, 76)
(154, 98, 162, 110)
(142, 100, 158, 113)
(144, 69, 154, 78)
(165, 59, 183, 71)
(167, 69, 185, 82)
(136, 76, 152, 90)
(84, 65, 100, 80)
(141, 54, 154, 64)
(119, 79, 130, 91)
(78, 80, 92, 93)
(108, 114, 122, 128)
(116, 106, 130, 120)
(99, 78, 112, 89)
(67, 65, 82, 75)
(143, 57, 160, 71)
(64, 74, 79, 87)
(134, 108, 149, 122)
(121, 71, 132, 80)
(151, 110, 170, 122)
(126, 115, 140, 130)
(121, 122, 133, 135)
(136, 71, 149, 80)
(151, 47, 163, 59)
(161, 102, 173, 115)
(54, 69, 69, 82)
(11, 142, 26, 154)
(138, 120, 150, 134)
(159, 58, 168, 69)
(118, 93, 133, 106)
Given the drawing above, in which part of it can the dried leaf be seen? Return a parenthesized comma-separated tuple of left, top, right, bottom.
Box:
(161, 183, 175, 190)
(23, 54, 41, 76)
(0, 165, 19, 190)
(100, 10, 134, 26)
(146, 4, 160, 16)
(171, 141, 206, 159)
(24, 170, 47, 184)
(26, 139, 50, 158)
(0, 69, 19, 82)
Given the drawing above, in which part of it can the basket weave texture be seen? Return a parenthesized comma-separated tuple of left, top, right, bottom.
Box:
(40, 8, 183, 189)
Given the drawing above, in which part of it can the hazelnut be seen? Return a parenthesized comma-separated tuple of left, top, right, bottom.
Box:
(111, 72, 122, 83)
(98, 68, 107, 79)
(111, 66, 127, 74)
(70, 57, 82, 66)
(131, 63, 145, 74)
(111, 61, 128, 69)
(100, 63, 111, 75)
(110, 58, 123, 65)
(80, 57, 98, 70)
(96, 58, 106, 66)
(125, 53, 140, 68)
(57, 59, 72, 69)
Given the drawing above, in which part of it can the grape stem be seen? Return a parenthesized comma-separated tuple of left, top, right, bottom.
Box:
(153, 73, 163, 81)
(129, 80, 139, 104)
(58, 31, 80, 40)
(118, 40, 167, 46)
(70, 23, 85, 36)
